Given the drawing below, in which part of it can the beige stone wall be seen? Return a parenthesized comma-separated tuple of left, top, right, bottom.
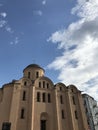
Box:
(0, 64, 88, 130)
(66, 85, 88, 130)
(23, 67, 44, 81)
(0, 84, 13, 129)
(32, 76, 57, 130)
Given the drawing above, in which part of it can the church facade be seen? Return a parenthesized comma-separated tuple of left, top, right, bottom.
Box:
(0, 64, 88, 130)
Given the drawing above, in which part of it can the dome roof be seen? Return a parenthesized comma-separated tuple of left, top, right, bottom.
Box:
(23, 64, 45, 72)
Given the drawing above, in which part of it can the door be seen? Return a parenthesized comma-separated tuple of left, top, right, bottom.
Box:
(40, 120, 46, 130)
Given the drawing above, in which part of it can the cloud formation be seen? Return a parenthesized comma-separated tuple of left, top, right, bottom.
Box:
(48, 0, 98, 100)
(0, 12, 7, 18)
(42, 0, 46, 5)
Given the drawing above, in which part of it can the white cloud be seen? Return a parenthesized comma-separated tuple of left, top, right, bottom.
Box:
(48, 0, 98, 101)
(42, 0, 46, 5)
(33, 10, 43, 16)
(72, 0, 98, 21)
(0, 12, 7, 18)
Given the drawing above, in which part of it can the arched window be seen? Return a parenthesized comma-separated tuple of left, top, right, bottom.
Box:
(20, 108, 25, 119)
(40, 113, 49, 130)
(43, 81, 45, 88)
(24, 81, 27, 86)
(61, 110, 65, 119)
(47, 83, 49, 89)
(48, 93, 51, 103)
(37, 92, 40, 102)
(22, 91, 26, 101)
(42, 93, 46, 102)
(72, 96, 75, 105)
(60, 95, 63, 104)
(28, 72, 30, 78)
(36, 71, 39, 78)
(60, 87, 62, 91)
(75, 110, 78, 119)
(39, 82, 41, 88)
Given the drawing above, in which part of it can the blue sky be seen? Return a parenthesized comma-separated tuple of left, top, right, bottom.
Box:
(0, 0, 98, 101)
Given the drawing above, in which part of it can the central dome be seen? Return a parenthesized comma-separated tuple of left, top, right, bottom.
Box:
(23, 64, 45, 80)
(23, 64, 44, 72)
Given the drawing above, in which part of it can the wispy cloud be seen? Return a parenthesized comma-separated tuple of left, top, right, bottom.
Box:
(0, 10, 21, 45)
(5, 26, 14, 33)
(0, 11, 14, 34)
(0, 20, 7, 28)
(0, 4, 3, 7)
(10, 37, 19, 45)
(33, 10, 43, 16)
(48, 0, 98, 100)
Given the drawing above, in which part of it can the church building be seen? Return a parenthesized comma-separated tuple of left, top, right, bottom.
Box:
(0, 64, 88, 130)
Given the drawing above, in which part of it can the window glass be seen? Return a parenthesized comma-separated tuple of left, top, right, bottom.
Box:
(60, 87, 62, 91)
(37, 92, 40, 102)
(2, 122, 11, 130)
(72, 96, 75, 105)
(21, 108, 25, 119)
(28, 72, 30, 78)
(48, 93, 51, 103)
(60, 95, 63, 104)
(22, 91, 26, 101)
(42, 93, 46, 102)
(43, 81, 45, 88)
(61, 110, 65, 119)
(47, 83, 49, 89)
(24, 81, 27, 86)
(39, 82, 41, 88)
(36, 71, 39, 78)
(75, 110, 78, 119)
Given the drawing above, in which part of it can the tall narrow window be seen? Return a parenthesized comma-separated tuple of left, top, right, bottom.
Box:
(37, 92, 40, 102)
(43, 81, 45, 88)
(36, 71, 39, 78)
(60, 95, 63, 104)
(2, 122, 11, 130)
(39, 82, 41, 88)
(42, 93, 46, 102)
(48, 93, 51, 103)
(72, 96, 75, 105)
(24, 81, 27, 86)
(60, 87, 62, 91)
(22, 91, 26, 101)
(47, 83, 49, 89)
(71, 88, 73, 92)
(21, 108, 25, 119)
(75, 110, 78, 119)
(28, 72, 30, 78)
(84, 100, 86, 105)
(61, 110, 65, 119)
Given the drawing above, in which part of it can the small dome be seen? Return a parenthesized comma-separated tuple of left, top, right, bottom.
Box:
(23, 64, 44, 72)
